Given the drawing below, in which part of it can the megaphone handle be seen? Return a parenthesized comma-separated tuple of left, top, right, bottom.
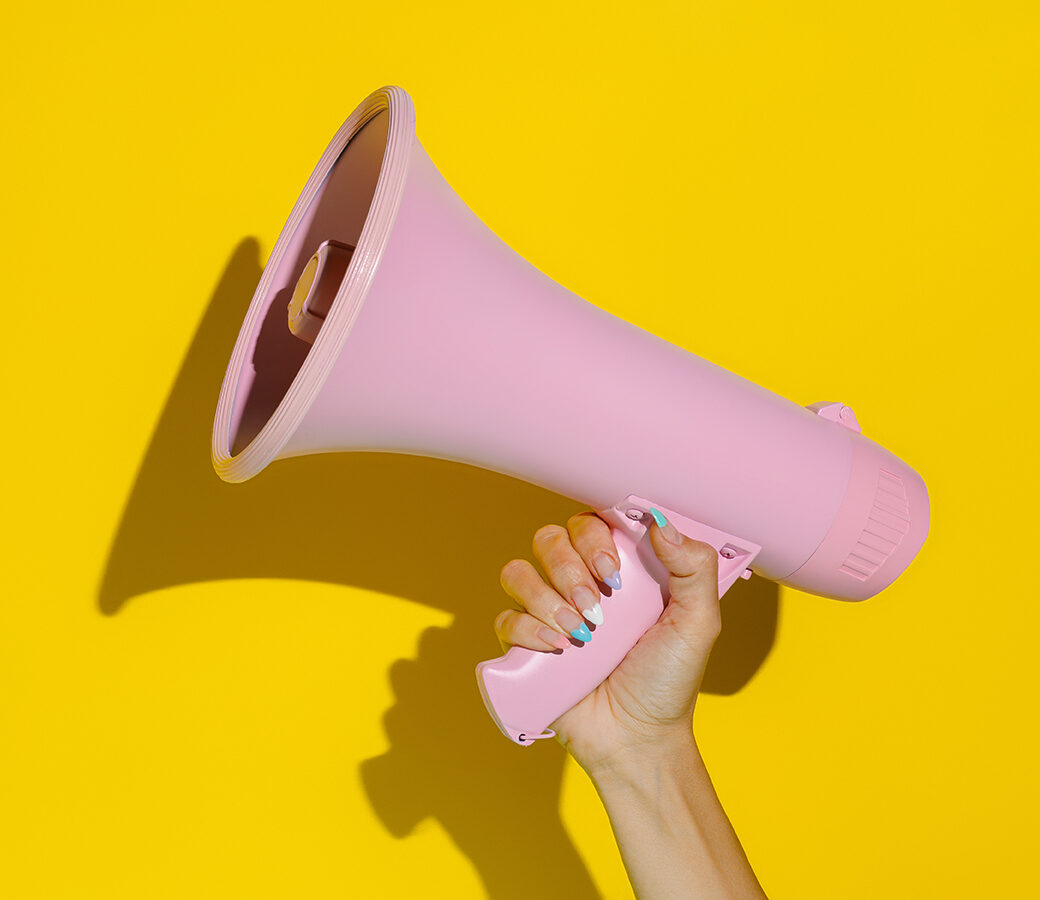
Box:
(475, 496, 762, 745)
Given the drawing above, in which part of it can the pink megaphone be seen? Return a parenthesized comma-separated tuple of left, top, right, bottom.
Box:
(212, 86, 930, 746)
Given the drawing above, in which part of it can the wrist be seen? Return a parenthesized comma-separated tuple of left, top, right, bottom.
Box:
(583, 726, 703, 791)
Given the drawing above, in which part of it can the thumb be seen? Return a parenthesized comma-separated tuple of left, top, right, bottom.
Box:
(646, 507, 722, 657)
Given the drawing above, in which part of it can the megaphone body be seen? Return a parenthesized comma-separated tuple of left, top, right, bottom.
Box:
(212, 86, 930, 745)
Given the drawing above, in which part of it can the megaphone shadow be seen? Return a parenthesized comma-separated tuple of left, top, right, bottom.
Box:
(99, 238, 778, 898)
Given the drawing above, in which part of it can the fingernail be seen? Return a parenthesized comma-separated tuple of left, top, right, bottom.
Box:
(593, 552, 622, 590)
(537, 626, 571, 651)
(572, 585, 602, 624)
(573, 586, 604, 625)
(650, 507, 683, 545)
(570, 622, 592, 643)
(555, 605, 586, 635)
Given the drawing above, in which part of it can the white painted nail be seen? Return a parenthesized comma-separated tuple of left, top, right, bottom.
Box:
(582, 602, 604, 626)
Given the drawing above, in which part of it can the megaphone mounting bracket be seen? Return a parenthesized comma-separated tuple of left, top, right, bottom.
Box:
(597, 496, 760, 596)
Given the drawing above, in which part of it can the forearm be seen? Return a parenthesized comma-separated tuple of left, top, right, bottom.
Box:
(589, 734, 767, 900)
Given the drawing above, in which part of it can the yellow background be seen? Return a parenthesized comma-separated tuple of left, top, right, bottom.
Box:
(2, 2, 1037, 897)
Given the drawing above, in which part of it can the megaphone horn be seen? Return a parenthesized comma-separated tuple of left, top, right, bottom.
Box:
(212, 86, 929, 746)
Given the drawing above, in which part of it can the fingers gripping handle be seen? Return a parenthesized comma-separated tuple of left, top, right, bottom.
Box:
(475, 497, 762, 746)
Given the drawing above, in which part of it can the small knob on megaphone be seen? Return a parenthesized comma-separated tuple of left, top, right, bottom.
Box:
(806, 400, 861, 433)
(287, 239, 355, 344)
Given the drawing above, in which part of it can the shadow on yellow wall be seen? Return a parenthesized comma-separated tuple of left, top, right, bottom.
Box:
(98, 237, 779, 898)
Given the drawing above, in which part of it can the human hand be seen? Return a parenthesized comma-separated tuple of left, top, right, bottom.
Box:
(493, 508, 721, 777)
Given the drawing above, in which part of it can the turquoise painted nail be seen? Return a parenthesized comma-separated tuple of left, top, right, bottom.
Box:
(650, 507, 668, 528)
(570, 623, 592, 643)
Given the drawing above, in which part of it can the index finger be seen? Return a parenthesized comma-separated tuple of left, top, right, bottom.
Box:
(565, 511, 623, 591)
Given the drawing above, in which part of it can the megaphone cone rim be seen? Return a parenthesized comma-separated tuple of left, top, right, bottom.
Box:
(211, 85, 416, 483)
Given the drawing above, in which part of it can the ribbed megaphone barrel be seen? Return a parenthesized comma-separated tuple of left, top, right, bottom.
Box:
(213, 86, 929, 745)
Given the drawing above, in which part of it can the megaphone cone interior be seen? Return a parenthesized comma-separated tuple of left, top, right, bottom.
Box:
(213, 88, 407, 477)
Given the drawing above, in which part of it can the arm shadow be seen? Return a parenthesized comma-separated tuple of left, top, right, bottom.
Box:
(99, 238, 778, 898)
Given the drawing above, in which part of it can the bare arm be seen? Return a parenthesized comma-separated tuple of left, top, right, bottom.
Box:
(589, 735, 766, 899)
